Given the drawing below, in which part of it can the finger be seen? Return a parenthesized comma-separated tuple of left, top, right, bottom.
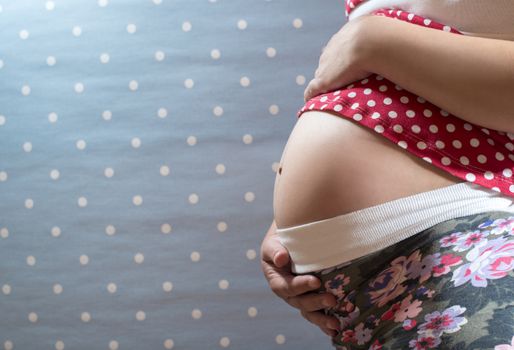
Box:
(300, 309, 341, 332)
(260, 223, 290, 268)
(304, 78, 326, 102)
(267, 271, 321, 298)
(320, 327, 338, 338)
(287, 292, 337, 312)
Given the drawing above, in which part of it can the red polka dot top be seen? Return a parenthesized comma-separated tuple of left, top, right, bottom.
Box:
(299, 0, 514, 197)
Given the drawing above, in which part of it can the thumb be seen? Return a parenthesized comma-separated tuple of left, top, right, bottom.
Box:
(261, 223, 291, 268)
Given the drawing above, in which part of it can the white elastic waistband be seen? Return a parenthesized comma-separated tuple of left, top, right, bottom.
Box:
(276, 182, 514, 274)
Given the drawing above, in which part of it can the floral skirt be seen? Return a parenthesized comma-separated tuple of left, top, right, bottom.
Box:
(303, 211, 514, 349)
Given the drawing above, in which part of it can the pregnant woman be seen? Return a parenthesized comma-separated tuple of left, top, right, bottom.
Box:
(261, 1, 514, 349)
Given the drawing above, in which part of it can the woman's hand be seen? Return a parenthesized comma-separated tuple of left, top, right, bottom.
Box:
(304, 15, 375, 102)
(260, 220, 340, 337)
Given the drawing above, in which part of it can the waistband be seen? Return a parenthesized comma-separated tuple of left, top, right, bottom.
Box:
(276, 182, 514, 274)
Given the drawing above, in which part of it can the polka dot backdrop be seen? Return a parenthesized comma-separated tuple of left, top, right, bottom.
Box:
(0, 0, 344, 349)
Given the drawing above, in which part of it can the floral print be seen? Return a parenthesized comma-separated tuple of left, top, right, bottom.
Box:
(305, 211, 514, 349)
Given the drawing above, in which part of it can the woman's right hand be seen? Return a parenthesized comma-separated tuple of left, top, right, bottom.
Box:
(260, 220, 340, 337)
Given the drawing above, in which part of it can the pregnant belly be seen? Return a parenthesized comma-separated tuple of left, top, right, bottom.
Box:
(273, 110, 464, 229)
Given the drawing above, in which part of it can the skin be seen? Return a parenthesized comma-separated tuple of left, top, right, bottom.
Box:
(261, 14, 514, 336)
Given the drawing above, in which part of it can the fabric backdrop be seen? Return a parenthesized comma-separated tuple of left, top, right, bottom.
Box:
(0, 0, 345, 349)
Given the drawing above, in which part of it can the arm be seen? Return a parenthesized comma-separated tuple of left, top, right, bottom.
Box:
(359, 15, 514, 133)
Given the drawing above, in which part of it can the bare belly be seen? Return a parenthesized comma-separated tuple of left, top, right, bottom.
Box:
(273, 110, 464, 229)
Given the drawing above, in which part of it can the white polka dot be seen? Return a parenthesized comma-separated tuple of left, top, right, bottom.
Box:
(441, 157, 451, 166)
(406, 110, 415, 118)
(397, 141, 408, 149)
(107, 283, 117, 294)
(242, 134, 253, 144)
(182, 21, 192, 32)
(215, 164, 226, 175)
(239, 76, 250, 87)
(292, 18, 302, 28)
(0, 115, 5, 126)
(81, 312, 91, 322)
(159, 165, 170, 177)
(188, 193, 199, 204)
(400, 96, 409, 104)
(460, 156, 470, 165)
(134, 253, 144, 264)
(387, 111, 397, 118)
(213, 106, 223, 117)
(72, 26, 82, 37)
(446, 123, 456, 132)
(422, 157, 432, 163)
(395, 84, 403, 90)
(219, 337, 230, 348)
(333, 104, 343, 112)
(19, 30, 29, 40)
(275, 334, 286, 345)
(192, 309, 202, 319)
(477, 155, 487, 164)
(131, 137, 141, 148)
(164, 339, 175, 349)
(417, 141, 427, 150)
(2, 284, 11, 295)
(360, 78, 369, 84)
(469, 138, 479, 147)
(248, 307, 258, 317)
(136, 310, 146, 321)
(4, 340, 13, 350)
(487, 138, 495, 146)
(426, 124, 438, 133)
(163, 281, 173, 292)
(505, 142, 514, 152)
(100, 53, 110, 64)
(496, 152, 505, 161)
(244, 192, 255, 202)
(463, 123, 473, 131)
(217, 221, 228, 232)
(161, 223, 172, 234)
(347, 92, 356, 98)
(296, 75, 306, 85)
(104, 167, 114, 178)
(49, 169, 60, 180)
(28, 312, 38, 323)
(126, 23, 137, 34)
(366, 100, 376, 107)
(45, 1, 55, 10)
(237, 19, 248, 30)
(411, 125, 421, 134)
(129, 80, 139, 91)
(218, 279, 229, 290)
(51, 226, 61, 237)
(452, 140, 462, 149)
(352, 113, 363, 121)
(21, 85, 31, 96)
(191, 251, 201, 262)
(510, 185, 514, 193)
(383, 98, 392, 105)
(423, 18, 432, 26)
(133, 195, 143, 206)
(423, 109, 432, 117)
(374, 125, 384, 133)
(53, 284, 63, 295)
(0, 171, 6, 182)
(371, 112, 380, 119)
(465, 173, 476, 182)
(74, 82, 84, 93)
(25, 198, 34, 209)
(23, 142, 32, 152)
(0, 227, 8, 238)
(363, 88, 372, 95)
(153, 0, 162, 4)
(443, 25, 451, 32)
(101, 110, 112, 121)
(392, 124, 403, 133)
(435, 140, 445, 149)
(46, 56, 57, 66)
(266, 47, 276, 58)
(98, 0, 109, 7)
(47, 112, 58, 123)
(417, 96, 426, 104)
(78, 197, 88, 207)
(79, 254, 89, 265)
(503, 168, 513, 178)
(208, 48, 221, 60)
(187, 136, 197, 146)
(109, 340, 119, 350)
(0, 60, 3, 69)
(246, 249, 256, 260)
(440, 109, 449, 117)
(269, 104, 279, 115)
(484, 171, 494, 180)
(378, 85, 387, 92)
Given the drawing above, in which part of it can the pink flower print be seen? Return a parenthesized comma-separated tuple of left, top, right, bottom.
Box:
(403, 318, 417, 331)
(495, 335, 514, 350)
(432, 253, 462, 277)
(335, 303, 360, 330)
(341, 329, 357, 344)
(325, 273, 351, 300)
(354, 322, 373, 345)
(409, 335, 441, 349)
(394, 294, 423, 322)
(439, 232, 462, 248)
(452, 230, 490, 252)
(417, 305, 467, 338)
(407, 254, 438, 282)
(490, 217, 514, 236)
(451, 236, 514, 287)
(368, 339, 383, 350)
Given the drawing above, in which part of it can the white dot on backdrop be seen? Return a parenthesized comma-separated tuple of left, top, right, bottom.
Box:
(219, 337, 230, 348)
(51, 226, 61, 237)
(131, 137, 141, 148)
(213, 106, 223, 117)
(45, 1, 55, 10)
(192, 309, 202, 319)
(100, 53, 110, 63)
(104, 167, 114, 178)
(0, 227, 8, 238)
(134, 253, 144, 264)
(266, 47, 276, 58)
(74, 82, 84, 93)
(184, 78, 194, 88)
(271, 162, 280, 173)
(79, 254, 89, 265)
(293, 18, 303, 28)
(136, 310, 146, 321)
(25, 199, 34, 209)
(129, 80, 139, 91)
(153, 0, 162, 4)
(55, 340, 64, 350)
(98, 0, 108, 7)
(28, 312, 38, 323)
(46, 56, 56, 66)
(296, 75, 306, 85)
(215, 164, 226, 174)
(161, 223, 172, 234)
(218, 279, 229, 290)
(0, 171, 7, 182)
(164, 339, 175, 349)
(246, 249, 257, 260)
(48, 112, 58, 123)
(109, 340, 119, 350)
(0, 115, 5, 126)
(81, 312, 91, 322)
(157, 108, 168, 118)
(0, 60, 3, 69)
(105, 225, 116, 236)
(163, 281, 173, 292)
(23, 142, 32, 152)
(237, 19, 247, 30)
(188, 193, 199, 204)
(107, 283, 117, 294)
(211, 49, 221, 60)
(102, 110, 112, 120)
(240, 76, 250, 87)
(21, 85, 31, 96)
(50, 169, 60, 180)
(217, 221, 227, 232)
(53, 284, 63, 294)
(4, 340, 13, 350)
(276, 334, 286, 344)
(248, 307, 258, 317)
(190, 251, 201, 262)
(155, 50, 165, 61)
(187, 136, 197, 146)
(78, 197, 88, 207)
(182, 21, 192, 32)
(133, 195, 143, 206)
(242, 134, 253, 144)
(2, 284, 11, 295)
(269, 104, 279, 115)
(160, 165, 170, 176)
(72, 26, 82, 37)
(127, 23, 137, 34)
(19, 29, 29, 40)
(244, 192, 255, 202)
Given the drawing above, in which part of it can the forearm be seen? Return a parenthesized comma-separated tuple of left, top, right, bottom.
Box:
(361, 15, 514, 133)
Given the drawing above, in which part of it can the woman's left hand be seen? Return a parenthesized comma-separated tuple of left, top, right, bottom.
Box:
(304, 15, 378, 103)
